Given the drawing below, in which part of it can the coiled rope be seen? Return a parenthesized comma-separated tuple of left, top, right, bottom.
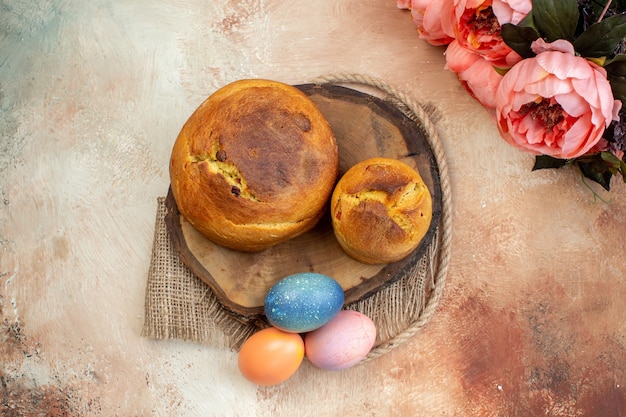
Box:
(310, 73, 453, 360)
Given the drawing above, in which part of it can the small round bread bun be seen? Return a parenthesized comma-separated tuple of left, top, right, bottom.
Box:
(330, 157, 432, 264)
(170, 79, 339, 252)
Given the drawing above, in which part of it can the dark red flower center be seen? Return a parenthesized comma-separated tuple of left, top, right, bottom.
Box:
(520, 99, 565, 131)
(470, 6, 500, 36)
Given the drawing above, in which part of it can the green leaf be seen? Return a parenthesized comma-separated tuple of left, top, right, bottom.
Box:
(532, 155, 568, 170)
(601, 151, 626, 181)
(573, 15, 626, 57)
(532, 0, 579, 42)
(516, 12, 536, 29)
(501, 23, 540, 59)
(532, 153, 625, 191)
(605, 54, 626, 76)
(577, 158, 613, 191)
(607, 74, 626, 104)
(493, 66, 510, 76)
(601, 150, 622, 166)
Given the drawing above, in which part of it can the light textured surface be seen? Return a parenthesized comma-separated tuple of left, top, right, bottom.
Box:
(1, 1, 625, 416)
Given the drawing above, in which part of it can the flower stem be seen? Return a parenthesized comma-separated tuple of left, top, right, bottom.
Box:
(598, 0, 613, 22)
(581, 172, 611, 203)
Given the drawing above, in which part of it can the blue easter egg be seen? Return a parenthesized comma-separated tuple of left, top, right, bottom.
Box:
(264, 273, 345, 333)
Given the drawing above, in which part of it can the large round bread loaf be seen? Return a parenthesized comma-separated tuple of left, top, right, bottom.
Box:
(330, 157, 432, 264)
(170, 79, 339, 252)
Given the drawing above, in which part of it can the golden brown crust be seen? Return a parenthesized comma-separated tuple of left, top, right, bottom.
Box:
(330, 157, 433, 264)
(170, 79, 339, 252)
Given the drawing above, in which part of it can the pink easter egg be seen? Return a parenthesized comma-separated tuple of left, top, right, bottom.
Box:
(304, 310, 376, 371)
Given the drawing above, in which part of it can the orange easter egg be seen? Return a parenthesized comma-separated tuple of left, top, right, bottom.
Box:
(238, 327, 305, 386)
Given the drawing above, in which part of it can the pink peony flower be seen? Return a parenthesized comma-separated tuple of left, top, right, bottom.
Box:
(445, 40, 503, 108)
(397, 0, 455, 46)
(453, 0, 530, 67)
(491, 0, 531, 26)
(530, 38, 575, 55)
(495, 42, 622, 160)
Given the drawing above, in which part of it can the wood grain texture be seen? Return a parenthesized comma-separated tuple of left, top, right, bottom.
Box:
(1, 0, 625, 416)
(166, 83, 442, 317)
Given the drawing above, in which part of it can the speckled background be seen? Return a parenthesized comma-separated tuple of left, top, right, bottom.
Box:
(1, 1, 625, 416)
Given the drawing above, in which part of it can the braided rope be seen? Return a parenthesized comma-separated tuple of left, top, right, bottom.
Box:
(310, 73, 453, 360)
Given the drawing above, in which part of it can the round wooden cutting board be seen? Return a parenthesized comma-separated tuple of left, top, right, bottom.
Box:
(165, 83, 442, 318)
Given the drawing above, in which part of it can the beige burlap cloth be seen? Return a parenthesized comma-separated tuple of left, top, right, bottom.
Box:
(142, 74, 453, 361)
